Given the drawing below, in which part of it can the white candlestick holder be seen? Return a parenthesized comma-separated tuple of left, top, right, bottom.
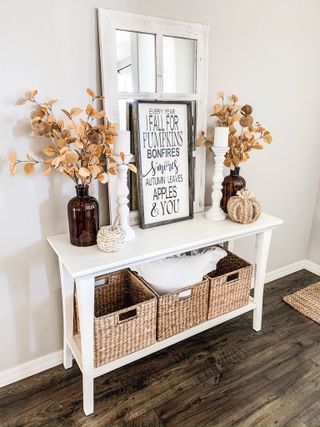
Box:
(205, 146, 229, 221)
(115, 154, 135, 241)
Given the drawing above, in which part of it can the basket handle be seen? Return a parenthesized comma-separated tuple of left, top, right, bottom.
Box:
(225, 271, 240, 283)
(117, 306, 139, 324)
(95, 276, 109, 287)
(177, 288, 192, 300)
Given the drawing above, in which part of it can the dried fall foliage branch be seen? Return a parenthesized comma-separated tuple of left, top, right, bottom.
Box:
(10, 88, 136, 183)
(196, 91, 272, 170)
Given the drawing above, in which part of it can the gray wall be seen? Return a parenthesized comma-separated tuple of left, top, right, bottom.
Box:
(1, 0, 320, 373)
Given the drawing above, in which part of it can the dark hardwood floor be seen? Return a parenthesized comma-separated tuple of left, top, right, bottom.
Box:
(1, 269, 320, 427)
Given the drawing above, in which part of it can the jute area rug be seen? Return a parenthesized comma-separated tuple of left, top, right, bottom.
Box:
(283, 281, 320, 324)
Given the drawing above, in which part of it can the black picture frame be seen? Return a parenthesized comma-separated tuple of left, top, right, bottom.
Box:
(132, 100, 194, 229)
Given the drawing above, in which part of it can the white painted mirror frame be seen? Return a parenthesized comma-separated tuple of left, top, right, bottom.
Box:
(98, 9, 209, 225)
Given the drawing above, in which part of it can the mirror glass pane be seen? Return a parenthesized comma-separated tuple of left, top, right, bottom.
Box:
(163, 36, 197, 93)
(116, 30, 156, 93)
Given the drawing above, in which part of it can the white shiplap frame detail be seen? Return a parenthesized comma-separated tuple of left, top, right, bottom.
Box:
(98, 9, 209, 225)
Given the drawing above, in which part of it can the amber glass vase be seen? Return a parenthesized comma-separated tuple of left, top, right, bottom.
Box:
(67, 185, 99, 247)
(220, 167, 246, 213)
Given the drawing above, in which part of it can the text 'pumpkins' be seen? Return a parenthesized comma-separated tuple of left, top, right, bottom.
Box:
(227, 189, 261, 224)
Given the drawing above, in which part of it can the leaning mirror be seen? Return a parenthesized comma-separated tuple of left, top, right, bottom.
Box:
(98, 9, 209, 225)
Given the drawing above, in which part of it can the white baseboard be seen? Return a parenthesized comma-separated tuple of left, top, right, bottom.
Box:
(304, 259, 320, 276)
(0, 350, 62, 388)
(265, 260, 307, 283)
(1, 259, 320, 389)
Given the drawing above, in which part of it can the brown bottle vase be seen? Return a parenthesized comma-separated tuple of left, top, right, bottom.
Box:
(67, 185, 99, 246)
(220, 167, 246, 213)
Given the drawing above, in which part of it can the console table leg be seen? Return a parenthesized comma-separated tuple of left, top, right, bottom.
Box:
(83, 375, 94, 416)
(76, 276, 95, 415)
(224, 240, 235, 252)
(253, 229, 272, 331)
(59, 260, 74, 369)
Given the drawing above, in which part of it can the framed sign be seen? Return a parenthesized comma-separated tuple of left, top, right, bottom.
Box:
(132, 100, 194, 229)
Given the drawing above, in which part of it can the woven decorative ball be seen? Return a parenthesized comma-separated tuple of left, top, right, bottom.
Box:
(227, 189, 261, 224)
(97, 218, 126, 252)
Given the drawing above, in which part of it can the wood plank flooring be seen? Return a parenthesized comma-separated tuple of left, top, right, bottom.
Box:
(1, 269, 320, 427)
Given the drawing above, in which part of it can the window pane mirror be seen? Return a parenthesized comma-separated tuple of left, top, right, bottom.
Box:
(98, 9, 209, 225)
(163, 36, 197, 94)
(116, 30, 156, 93)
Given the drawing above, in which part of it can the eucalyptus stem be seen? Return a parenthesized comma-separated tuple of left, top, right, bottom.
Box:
(11, 88, 126, 184)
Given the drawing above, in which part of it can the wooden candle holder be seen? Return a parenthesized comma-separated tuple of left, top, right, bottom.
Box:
(205, 146, 229, 222)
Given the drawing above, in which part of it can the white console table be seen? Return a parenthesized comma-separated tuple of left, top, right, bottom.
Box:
(48, 212, 282, 415)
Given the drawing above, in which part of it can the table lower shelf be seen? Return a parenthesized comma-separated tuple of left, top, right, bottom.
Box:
(67, 297, 257, 379)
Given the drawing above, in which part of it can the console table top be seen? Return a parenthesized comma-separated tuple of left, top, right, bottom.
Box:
(48, 212, 283, 279)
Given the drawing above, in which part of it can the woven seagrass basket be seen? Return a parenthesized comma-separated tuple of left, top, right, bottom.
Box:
(135, 272, 210, 341)
(74, 269, 157, 366)
(206, 250, 253, 319)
